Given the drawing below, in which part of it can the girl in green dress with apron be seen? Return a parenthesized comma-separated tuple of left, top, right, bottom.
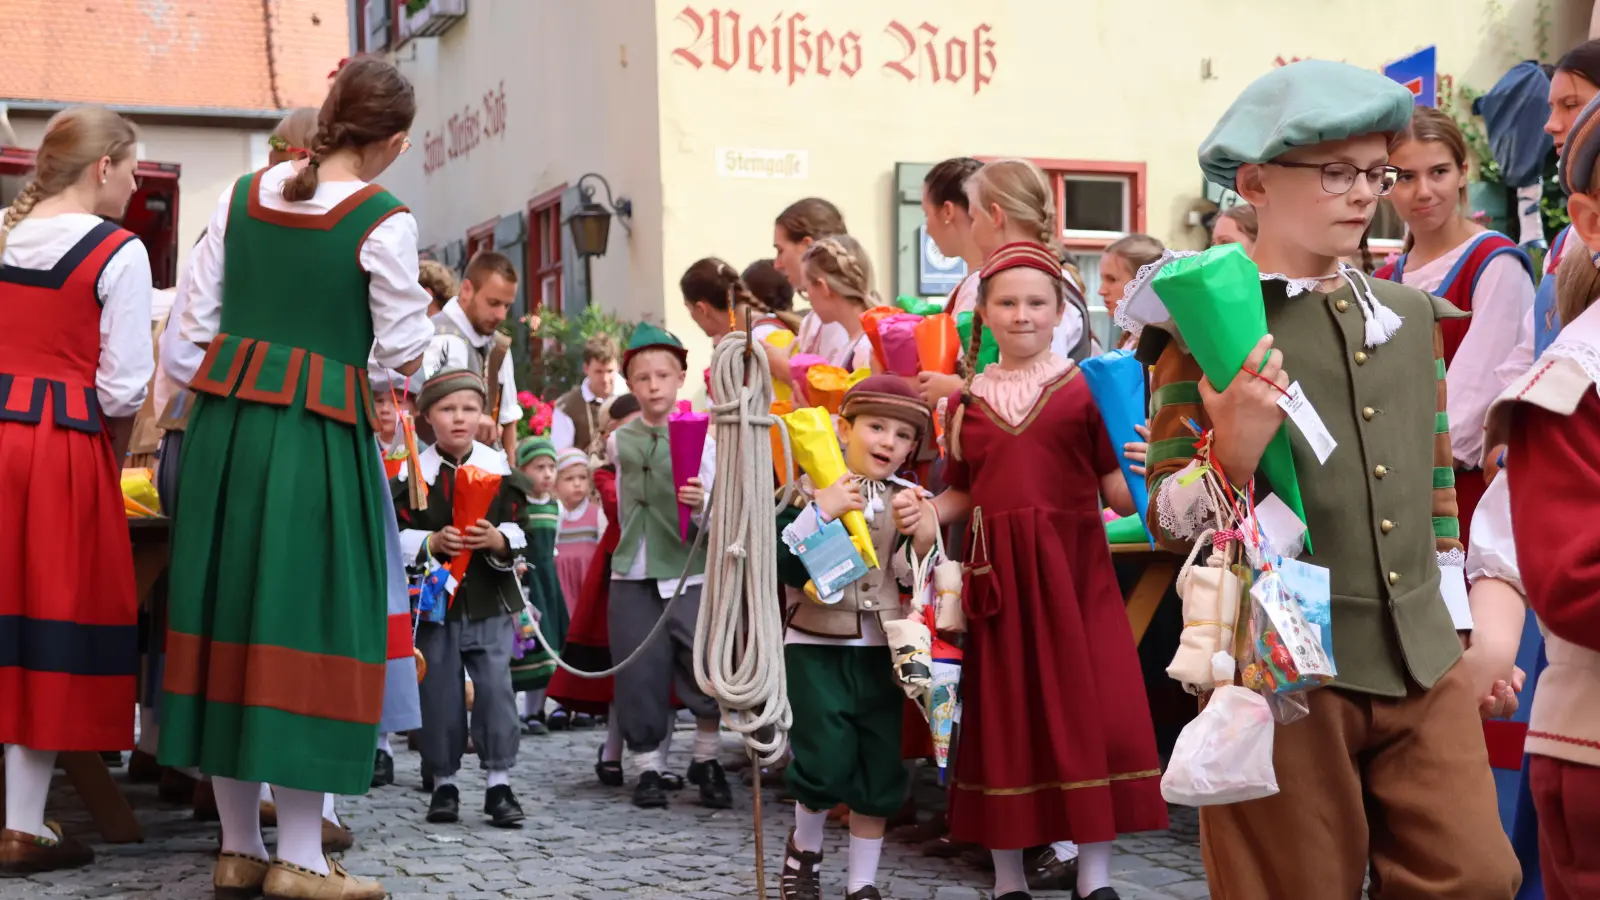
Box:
(160, 57, 433, 900)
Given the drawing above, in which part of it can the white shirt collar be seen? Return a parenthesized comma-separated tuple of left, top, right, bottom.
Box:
(580, 377, 621, 403)
(442, 297, 492, 350)
(562, 497, 591, 521)
(399, 440, 512, 483)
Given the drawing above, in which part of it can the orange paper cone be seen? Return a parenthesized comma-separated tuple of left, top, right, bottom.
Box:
(914, 313, 960, 375)
(805, 365, 849, 414)
(770, 400, 795, 484)
(861, 305, 899, 370)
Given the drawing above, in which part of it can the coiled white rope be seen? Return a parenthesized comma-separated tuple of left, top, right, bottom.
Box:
(693, 333, 792, 766)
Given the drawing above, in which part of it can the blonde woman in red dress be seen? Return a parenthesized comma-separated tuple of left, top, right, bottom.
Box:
(895, 242, 1166, 900)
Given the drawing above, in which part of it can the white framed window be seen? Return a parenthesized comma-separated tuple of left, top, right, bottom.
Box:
(1060, 174, 1132, 244)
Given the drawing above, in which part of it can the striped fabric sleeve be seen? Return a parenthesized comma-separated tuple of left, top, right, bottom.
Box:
(1144, 341, 1210, 554)
(1430, 324, 1465, 556)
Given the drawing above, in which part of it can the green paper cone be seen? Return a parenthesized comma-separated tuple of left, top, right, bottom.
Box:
(895, 295, 945, 317)
(1149, 243, 1309, 549)
(1105, 513, 1152, 546)
(954, 310, 1000, 374)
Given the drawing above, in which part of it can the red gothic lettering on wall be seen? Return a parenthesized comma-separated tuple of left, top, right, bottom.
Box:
(423, 81, 508, 177)
(669, 7, 991, 93)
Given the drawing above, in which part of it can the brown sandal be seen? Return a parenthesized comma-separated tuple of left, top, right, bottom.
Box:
(778, 829, 823, 900)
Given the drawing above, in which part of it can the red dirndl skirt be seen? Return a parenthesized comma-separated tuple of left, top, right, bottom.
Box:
(0, 415, 138, 750)
(546, 545, 615, 715)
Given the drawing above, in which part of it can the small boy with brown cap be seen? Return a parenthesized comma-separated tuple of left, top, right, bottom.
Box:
(394, 368, 528, 829)
(774, 375, 938, 900)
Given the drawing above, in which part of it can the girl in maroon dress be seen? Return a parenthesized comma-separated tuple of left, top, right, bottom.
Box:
(0, 107, 152, 874)
(895, 242, 1167, 900)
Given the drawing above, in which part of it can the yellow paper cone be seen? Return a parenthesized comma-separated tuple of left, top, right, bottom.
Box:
(780, 406, 880, 569)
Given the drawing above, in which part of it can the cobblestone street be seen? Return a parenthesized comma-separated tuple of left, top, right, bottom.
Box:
(2, 727, 1210, 899)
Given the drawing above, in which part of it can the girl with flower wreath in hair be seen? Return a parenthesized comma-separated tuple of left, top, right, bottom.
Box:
(159, 55, 432, 900)
(892, 242, 1166, 900)
(0, 105, 153, 876)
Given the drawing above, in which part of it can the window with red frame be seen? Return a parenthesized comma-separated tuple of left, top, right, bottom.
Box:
(526, 187, 564, 319)
(465, 217, 498, 263)
(1024, 158, 1147, 251)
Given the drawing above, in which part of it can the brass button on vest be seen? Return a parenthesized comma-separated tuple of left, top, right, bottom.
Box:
(1388, 571, 1401, 586)
(1354, 351, 1369, 365)
(1381, 519, 1395, 534)
(1374, 464, 1388, 478)
(1362, 407, 1376, 421)
(1335, 299, 1350, 313)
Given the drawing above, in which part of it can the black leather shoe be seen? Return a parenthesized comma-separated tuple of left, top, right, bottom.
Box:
(483, 784, 525, 827)
(845, 887, 882, 899)
(371, 749, 394, 788)
(426, 784, 460, 823)
(632, 771, 669, 809)
(594, 745, 624, 787)
(995, 893, 1033, 900)
(1074, 889, 1119, 900)
(547, 709, 571, 731)
(687, 759, 733, 809)
(521, 714, 547, 736)
(570, 712, 596, 729)
(1026, 844, 1078, 891)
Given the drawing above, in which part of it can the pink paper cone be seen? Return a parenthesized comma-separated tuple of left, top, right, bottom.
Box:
(788, 354, 827, 407)
(668, 410, 710, 541)
(878, 313, 923, 377)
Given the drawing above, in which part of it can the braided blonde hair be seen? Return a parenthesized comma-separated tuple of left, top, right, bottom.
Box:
(0, 106, 137, 258)
(966, 159, 1063, 257)
(800, 234, 878, 309)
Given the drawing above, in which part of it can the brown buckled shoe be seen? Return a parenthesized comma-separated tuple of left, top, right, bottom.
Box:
(321, 818, 354, 854)
(214, 851, 270, 900)
(0, 822, 94, 876)
(262, 856, 384, 900)
(778, 829, 822, 900)
(1025, 843, 1078, 892)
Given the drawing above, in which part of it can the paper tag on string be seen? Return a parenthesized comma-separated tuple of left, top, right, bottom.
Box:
(1277, 381, 1337, 464)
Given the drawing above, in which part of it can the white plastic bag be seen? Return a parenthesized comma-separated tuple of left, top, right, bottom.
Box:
(1161, 672, 1278, 806)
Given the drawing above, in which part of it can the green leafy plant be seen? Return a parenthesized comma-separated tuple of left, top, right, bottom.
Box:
(400, 0, 428, 17)
(514, 305, 636, 403)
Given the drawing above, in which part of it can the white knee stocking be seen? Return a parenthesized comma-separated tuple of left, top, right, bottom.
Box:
(1076, 840, 1113, 896)
(212, 776, 268, 860)
(137, 706, 159, 755)
(991, 848, 1027, 897)
(271, 786, 328, 874)
(601, 711, 623, 763)
(3, 744, 56, 839)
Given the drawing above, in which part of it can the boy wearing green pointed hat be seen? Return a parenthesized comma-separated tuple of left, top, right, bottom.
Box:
(608, 324, 732, 812)
(1139, 60, 1519, 896)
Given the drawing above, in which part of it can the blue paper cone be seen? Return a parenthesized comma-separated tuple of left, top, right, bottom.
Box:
(1079, 350, 1156, 544)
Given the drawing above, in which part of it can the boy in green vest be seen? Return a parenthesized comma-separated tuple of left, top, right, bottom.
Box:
(1140, 61, 1519, 896)
(394, 369, 529, 829)
(608, 323, 731, 811)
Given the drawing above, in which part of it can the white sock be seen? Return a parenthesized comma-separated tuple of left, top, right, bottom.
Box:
(791, 804, 828, 855)
(433, 774, 455, 790)
(271, 786, 329, 874)
(3, 745, 57, 839)
(1076, 840, 1113, 897)
(212, 776, 269, 860)
(376, 733, 392, 755)
(992, 848, 1027, 897)
(691, 721, 720, 763)
(1053, 840, 1079, 862)
(630, 748, 665, 778)
(137, 707, 159, 755)
(259, 782, 274, 803)
(487, 769, 510, 788)
(847, 835, 883, 892)
(602, 713, 623, 763)
(523, 690, 546, 717)
(321, 792, 339, 827)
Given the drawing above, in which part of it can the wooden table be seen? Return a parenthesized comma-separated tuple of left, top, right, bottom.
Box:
(0, 519, 173, 844)
(1111, 541, 1180, 647)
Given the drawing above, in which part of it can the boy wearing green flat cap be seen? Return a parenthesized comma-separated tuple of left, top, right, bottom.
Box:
(1140, 60, 1520, 897)
(608, 324, 732, 812)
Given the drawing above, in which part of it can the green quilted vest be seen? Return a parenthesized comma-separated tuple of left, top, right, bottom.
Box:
(187, 170, 407, 431)
(610, 419, 707, 579)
